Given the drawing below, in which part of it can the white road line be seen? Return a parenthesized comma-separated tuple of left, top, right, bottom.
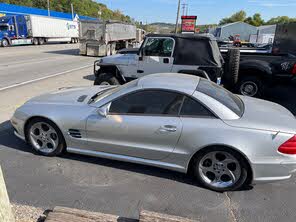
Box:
(0, 64, 92, 92)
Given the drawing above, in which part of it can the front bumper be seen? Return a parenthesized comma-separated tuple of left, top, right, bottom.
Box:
(10, 114, 26, 141)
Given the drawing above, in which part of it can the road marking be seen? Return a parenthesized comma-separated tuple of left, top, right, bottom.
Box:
(0, 64, 92, 92)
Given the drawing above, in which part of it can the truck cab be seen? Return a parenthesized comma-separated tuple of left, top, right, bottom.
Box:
(0, 15, 28, 47)
(93, 34, 239, 86)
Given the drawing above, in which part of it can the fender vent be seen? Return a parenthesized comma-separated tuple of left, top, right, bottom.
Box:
(68, 129, 82, 138)
(77, 95, 88, 102)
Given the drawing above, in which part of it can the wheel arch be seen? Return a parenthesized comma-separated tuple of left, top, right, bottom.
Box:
(95, 64, 126, 84)
(187, 144, 253, 184)
(2, 37, 11, 45)
(23, 116, 67, 147)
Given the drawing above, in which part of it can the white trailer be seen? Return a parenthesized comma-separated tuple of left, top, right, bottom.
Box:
(249, 34, 275, 44)
(27, 15, 79, 45)
(79, 20, 138, 56)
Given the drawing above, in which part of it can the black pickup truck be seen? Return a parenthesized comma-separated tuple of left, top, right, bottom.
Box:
(225, 50, 296, 97)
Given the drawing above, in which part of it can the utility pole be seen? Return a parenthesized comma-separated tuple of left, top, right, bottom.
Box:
(71, 3, 74, 20)
(175, 0, 181, 34)
(47, 0, 50, 17)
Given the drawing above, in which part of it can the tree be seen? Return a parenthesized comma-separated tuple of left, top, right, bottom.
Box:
(219, 10, 247, 25)
(244, 13, 264, 26)
(265, 16, 296, 25)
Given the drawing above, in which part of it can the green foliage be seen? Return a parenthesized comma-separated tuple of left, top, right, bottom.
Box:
(265, 16, 296, 25)
(219, 10, 296, 26)
(0, 0, 132, 22)
(219, 10, 247, 25)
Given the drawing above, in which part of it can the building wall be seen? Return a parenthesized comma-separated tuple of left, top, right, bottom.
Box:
(219, 22, 257, 41)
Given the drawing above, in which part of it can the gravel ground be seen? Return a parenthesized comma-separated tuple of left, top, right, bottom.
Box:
(12, 204, 46, 222)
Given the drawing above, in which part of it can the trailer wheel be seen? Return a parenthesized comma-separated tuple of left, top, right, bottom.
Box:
(33, 38, 39, 45)
(38, 38, 45, 45)
(223, 48, 240, 90)
(1, 39, 9, 47)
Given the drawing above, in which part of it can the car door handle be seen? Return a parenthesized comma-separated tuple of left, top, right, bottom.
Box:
(159, 125, 177, 133)
(163, 58, 169, 63)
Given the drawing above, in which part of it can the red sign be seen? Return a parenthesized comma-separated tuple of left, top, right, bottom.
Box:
(181, 16, 197, 33)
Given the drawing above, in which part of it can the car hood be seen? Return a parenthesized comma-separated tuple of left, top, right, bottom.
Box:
(100, 53, 137, 65)
(224, 96, 296, 134)
(26, 86, 113, 106)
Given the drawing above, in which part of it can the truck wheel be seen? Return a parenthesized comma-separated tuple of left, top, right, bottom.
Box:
(94, 73, 120, 86)
(237, 76, 264, 97)
(38, 38, 45, 45)
(33, 38, 39, 45)
(223, 48, 240, 90)
(1, 39, 9, 47)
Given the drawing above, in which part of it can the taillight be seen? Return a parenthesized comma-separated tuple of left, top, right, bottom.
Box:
(292, 64, 296, 75)
(278, 136, 296, 154)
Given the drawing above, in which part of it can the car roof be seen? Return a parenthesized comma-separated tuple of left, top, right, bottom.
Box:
(137, 73, 200, 95)
(146, 33, 216, 41)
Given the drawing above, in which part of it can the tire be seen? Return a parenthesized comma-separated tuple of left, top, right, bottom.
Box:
(94, 73, 120, 86)
(38, 38, 45, 45)
(26, 118, 66, 157)
(1, 39, 9, 47)
(192, 147, 248, 192)
(237, 75, 264, 97)
(223, 48, 240, 90)
(32, 38, 39, 45)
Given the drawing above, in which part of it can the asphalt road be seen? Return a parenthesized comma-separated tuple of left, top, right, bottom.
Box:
(0, 44, 296, 222)
(0, 44, 96, 90)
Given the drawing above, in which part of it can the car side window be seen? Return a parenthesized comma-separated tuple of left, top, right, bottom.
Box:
(109, 90, 183, 116)
(143, 38, 174, 57)
(180, 97, 215, 118)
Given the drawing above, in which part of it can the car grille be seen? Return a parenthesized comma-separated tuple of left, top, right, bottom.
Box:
(68, 129, 82, 138)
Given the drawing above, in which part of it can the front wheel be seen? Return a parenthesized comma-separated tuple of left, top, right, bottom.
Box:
(94, 73, 120, 85)
(26, 118, 66, 156)
(1, 39, 9, 47)
(193, 148, 248, 192)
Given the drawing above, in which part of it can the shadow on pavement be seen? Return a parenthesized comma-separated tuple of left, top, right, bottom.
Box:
(45, 49, 80, 56)
(83, 74, 95, 81)
(0, 120, 253, 192)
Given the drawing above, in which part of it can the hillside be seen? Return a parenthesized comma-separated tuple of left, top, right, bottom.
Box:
(0, 0, 132, 22)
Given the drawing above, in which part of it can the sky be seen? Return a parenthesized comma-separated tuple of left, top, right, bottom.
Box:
(96, 0, 296, 24)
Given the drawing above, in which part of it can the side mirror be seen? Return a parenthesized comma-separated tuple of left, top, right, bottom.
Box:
(97, 103, 110, 117)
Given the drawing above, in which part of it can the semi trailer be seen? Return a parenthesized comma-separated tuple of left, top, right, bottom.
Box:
(79, 20, 139, 57)
(0, 14, 79, 47)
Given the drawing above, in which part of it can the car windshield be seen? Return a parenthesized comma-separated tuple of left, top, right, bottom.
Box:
(197, 79, 244, 117)
(0, 25, 8, 32)
(89, 80, 139, 104)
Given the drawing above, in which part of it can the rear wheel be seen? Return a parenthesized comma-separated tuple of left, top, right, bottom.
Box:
(237, 75, 264, 97)
(192, 147, 248, 192)
(32, 38, 39, 45)
(26, 118, 66, 156)
(38, 38, 45, 45)
(1, 39, 9, 47)
(94, 73, 120, 85)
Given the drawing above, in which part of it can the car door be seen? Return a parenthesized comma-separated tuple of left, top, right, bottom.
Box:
(137, 37, 175, 77)
(86, 89, 183, 160)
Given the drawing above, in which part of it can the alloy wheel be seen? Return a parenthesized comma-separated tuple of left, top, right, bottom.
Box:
(29, 122, 59, 154)
(198, 151, 242, 189)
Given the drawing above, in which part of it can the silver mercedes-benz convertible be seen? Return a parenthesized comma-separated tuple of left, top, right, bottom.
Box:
(11, 73, 296, 191)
